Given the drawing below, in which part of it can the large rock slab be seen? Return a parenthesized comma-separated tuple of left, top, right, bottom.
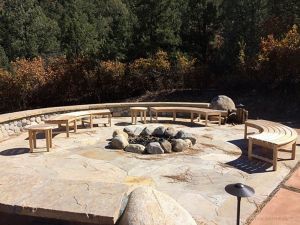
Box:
(0, 174, 129, 225)
(210, 95, 236, 111)
(119, 187, 197, 225)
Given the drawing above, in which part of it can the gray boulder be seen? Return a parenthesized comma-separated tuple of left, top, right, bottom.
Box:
(164, 127, 177, 138)
(119, 186, 197, 225)
(111, 135, 129, 149)
(123, 125, 144, 136)
(210, 95, 236, 111)
(125, 144, 145, 154)
(113, 129, 129, 139)
(184, 139, 193, 148)
(175, 130, 196, 145)
(141, 126, 155, 136)
(171, 139, 189, 152)
(153, 126, 166, 137)
(146, 142, 164, 154)
(160, 140, 172, 153)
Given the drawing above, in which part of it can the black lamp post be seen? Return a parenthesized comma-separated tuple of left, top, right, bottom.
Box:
(225, 183, 255, 225)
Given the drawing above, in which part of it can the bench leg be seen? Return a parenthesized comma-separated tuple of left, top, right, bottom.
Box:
(29, 131, 34, 153)
(205, 114, 208, 127)
(218, 114, 221, 125)
(155, 112, 158, 122)
(45, 130, 50, 152)
(248, 139, 253, 160)
(144, 111, 146, 124)
(198, 113, 201, 122)
(66, 122, 70, 137)
(109, 113, 112, 127)
(273, 146, 278, 171)
(292, 141, 296, 160)
(191, 112, 193, 123)
(90, 115, 93, 128)
(173, 112, 176, 121)
(244, 124, 248, 139)
(33, 131, 37, 148)
(150, 111, 152, 122)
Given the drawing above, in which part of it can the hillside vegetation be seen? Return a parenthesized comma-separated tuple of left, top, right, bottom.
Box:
(0, 0, 299, 113)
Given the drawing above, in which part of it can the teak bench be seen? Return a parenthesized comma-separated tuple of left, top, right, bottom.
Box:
(149, 107, 222, 126)
(244, 119, 298, 171)
(45, 109, 112, 137)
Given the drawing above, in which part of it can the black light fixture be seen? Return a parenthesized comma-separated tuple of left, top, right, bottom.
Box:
(225, 183, 255, 225)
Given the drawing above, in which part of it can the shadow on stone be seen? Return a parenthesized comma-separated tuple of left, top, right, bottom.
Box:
(226, 139, 273, 173)
(115, 122, 132, 126)
(226, 155, 273, 174)
(0, 148, 30, 156)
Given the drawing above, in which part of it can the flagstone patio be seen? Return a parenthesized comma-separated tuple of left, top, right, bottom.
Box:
(0, 117, 299, 225)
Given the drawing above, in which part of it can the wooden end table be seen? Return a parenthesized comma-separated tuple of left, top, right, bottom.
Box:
(130, 107, 147, 124)
(27, 124, 58, 153)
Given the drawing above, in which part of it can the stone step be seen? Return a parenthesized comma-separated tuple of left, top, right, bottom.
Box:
(0, 174, 129, 224)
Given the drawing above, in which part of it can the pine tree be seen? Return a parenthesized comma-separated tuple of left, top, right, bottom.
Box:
(0, 0, 60, 59)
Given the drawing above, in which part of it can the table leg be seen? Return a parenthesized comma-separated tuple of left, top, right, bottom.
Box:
(190, 112, 193, 123)
(198, 113, 201, 122)
(74, 120, 77, 133)
(109, 113, 112, 127)
(134, 112, 137, 124)
(140, 111, 143, 122)
(218, 114, 221, 126)
(205, 113, 208, 126)
(155, 112, 158, 122)
(131, 111, 133, 124)
(150, 110, 152, 122)
(173, 111, 176, 121)
(49, 129, 53, 148)
(29, 131, 34, 153)
(144, 111, 146, 124)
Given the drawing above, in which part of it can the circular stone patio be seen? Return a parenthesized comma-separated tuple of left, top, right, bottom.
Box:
(0, 117, 299, 225)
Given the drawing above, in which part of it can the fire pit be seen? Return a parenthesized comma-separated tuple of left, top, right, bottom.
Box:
(110, 125, 196, 154)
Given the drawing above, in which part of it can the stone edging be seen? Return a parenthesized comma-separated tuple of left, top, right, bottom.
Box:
(0, 102, 210, 141)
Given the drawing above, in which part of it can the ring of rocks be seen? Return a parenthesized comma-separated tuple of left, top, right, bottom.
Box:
(110, 125, 196, 154)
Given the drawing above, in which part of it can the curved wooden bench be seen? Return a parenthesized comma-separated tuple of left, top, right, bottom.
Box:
(245, 119, 298, 170)
(149, 107, 225, 126)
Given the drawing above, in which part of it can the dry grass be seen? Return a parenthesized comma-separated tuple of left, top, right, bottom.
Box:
(163, 168, 192, 183)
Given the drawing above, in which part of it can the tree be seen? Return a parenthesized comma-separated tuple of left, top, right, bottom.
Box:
(130, 0, 185, 58)
(181, 0, 219, 62)
(219, 0, 266, 69)
(59, 0, 99, 58)
(0, 0, 60, 60)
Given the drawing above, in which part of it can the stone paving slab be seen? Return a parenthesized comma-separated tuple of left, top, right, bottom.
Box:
(250, 188, 300, 225)
(285, 167, 300, 189)
(0, 173, 128, 224)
